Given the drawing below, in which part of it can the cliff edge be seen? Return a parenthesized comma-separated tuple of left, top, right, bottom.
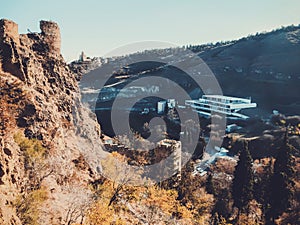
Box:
(0, 19, 103, 224)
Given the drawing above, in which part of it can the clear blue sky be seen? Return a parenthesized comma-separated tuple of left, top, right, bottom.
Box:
(1, 0, 300, 62)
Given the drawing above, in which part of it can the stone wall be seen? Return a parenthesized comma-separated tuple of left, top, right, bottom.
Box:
(40, 20, 61, 55)
(0, 19, 24, 80)
(0, 19, 63, 81)
(0, 19, 19, 44)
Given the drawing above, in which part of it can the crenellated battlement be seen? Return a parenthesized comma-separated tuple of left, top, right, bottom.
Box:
(0, 19, 62, 80)
(0, 19, 61, 55)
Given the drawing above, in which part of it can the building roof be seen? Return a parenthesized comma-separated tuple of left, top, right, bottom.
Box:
(203, 95, 251, 101)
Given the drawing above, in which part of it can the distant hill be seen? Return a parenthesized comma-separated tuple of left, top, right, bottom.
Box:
(195, 25, 300, 116)
(71, 24, 300, 117)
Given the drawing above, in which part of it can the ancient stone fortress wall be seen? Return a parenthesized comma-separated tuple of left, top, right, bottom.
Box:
(0, 19, 62, 80)
(0, 19, 61, 56)
(0, 19, 20, 44)
(39, 20, 61, 55)
(0, 19, 23, 79)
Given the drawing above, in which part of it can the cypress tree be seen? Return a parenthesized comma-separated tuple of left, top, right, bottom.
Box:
(232, 141, 254, 212)
(213, 188, 232, 220)
(206, 173, 215, 195)
(261, 159, 274, 213)
(206, 173, 232, 220)
(267, 129, 295, 223)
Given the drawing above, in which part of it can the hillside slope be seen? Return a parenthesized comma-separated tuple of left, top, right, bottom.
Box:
(0, 19, 102, 224)
(198, 26, 300, 115)
(72, 25, 300, 116)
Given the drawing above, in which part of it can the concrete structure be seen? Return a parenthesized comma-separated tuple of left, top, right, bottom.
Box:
(157, 100, 166, 114)
(157, 99, 176, 114)
(226, 124, 242, 133)
(167, 99, 176, 109)
(185, 95, 257, 119)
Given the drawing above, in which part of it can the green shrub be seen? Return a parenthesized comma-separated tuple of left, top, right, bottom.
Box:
(14, 132, 46, 161)
(15, 188, 48, 225)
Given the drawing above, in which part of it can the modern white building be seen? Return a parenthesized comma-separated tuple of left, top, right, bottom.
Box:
(226, 124, 242, 133)
(167, 99, 176, 109)
(157, 99, 176, 114)
(185, 95, 257, 119)
(157, 101, 166, 114)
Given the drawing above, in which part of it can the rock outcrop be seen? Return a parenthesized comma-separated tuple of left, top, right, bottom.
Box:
(0, 19, 103, 224)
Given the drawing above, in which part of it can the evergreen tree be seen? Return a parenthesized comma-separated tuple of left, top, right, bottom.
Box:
(232, 141, 254, 212)
(213, 188, 232, 220)
(206, 173, 232, 220)
(206, 173, 215, 195)
(267, 130, 295, 223)
(260, 159, 274, 215)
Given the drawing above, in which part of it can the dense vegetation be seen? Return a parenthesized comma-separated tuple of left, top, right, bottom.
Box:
(84, 128, 299, 225)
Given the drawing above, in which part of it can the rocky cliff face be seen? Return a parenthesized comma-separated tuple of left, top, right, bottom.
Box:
(0, 19, 103, 224)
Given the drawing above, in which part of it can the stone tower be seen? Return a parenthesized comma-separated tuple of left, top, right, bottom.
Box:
(0, 19, 20, 44)
(0, 19, 24, 79)
(40, 20, 61, 55)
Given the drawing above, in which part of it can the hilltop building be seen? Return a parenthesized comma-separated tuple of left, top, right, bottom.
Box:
(78, 51, 91, 63)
